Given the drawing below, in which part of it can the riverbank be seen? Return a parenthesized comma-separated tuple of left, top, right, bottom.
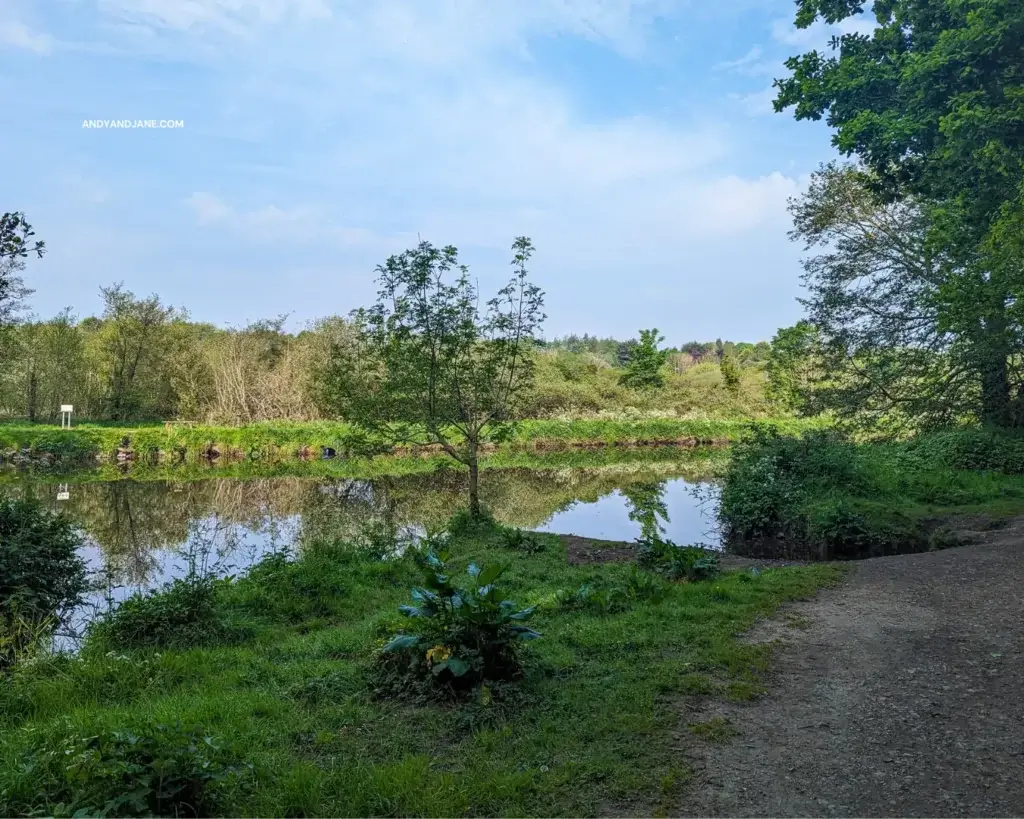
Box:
(0, 522, 841, 817)
(717, 426, 1024, 561)
(0, 417, 820, 466)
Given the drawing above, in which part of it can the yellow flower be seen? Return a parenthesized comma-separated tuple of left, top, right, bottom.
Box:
(425, 645, 451, 666)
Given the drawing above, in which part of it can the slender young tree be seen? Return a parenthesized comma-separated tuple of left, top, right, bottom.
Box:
(315, 238, 545, 517)
(620, 329, 669, 390)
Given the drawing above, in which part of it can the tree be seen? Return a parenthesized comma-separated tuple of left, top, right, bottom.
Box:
(719, 353, 741, 395)
(766, 320, 821, 413)
(774, 0, 1024, 427)
(620, 329, 669, 390)
(96, 284, 185, 421)
(786, 162, 1024, 431)
(315, 238, 545, 517)
(0, 212, 42, 328)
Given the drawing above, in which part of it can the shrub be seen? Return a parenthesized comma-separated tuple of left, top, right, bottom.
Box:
(497, 527, 546, 554)
(636, 536, 720, 582)
(0, 495, 87, 669)
(376, 552, 540, 696)
(88, 577, 231, 651)
(554, 567, 667, 614)
(7, 721, 248, 817)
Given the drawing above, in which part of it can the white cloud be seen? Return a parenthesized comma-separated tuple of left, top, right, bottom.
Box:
(186, 192, 232, 225)
(730, 85, 778, 116)
(0, 15, 53, 54)
(715, 46, 763, 71)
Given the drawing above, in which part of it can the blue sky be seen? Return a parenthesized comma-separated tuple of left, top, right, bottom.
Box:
(1, 0, 875, 343)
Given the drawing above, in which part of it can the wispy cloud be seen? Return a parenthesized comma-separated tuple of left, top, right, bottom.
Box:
(0, 11, 53, 54)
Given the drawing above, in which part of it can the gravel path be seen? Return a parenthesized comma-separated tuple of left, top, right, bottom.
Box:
(680, 526, 1024, 818)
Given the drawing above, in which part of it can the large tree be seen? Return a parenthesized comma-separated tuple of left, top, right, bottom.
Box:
(0, 212, 43, 341)
(775, 0, 1024, 427)
(315, 238, 545, 517)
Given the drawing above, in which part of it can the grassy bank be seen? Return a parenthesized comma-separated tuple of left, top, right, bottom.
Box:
(718, 426, 1024, 559)
(0, 523, 841, 817)
(0, 416, 823, 465)
(0, 444, 733, 487)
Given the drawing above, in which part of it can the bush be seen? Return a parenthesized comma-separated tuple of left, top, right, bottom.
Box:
(636, 536, 720, 582)
(497, 527, 546, 554)
(88, 577, 232, 651)
(376, 552, 540, 696)
(554, 567, 667, 614)
(0, 495, 87, 669)
(6, 721, 248, 817)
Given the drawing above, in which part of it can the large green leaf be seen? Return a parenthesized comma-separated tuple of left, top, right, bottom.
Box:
(506, 606, 535, 621)
(508, 625, 541, 640)
(476, 564, 507, 587)
(382, 634, 419, 652)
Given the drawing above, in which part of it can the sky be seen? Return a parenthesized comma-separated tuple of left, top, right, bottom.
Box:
(0, 0, 876, 344)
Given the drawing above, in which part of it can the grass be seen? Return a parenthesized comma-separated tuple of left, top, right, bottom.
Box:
(0, 526, 843, 817)
(0, 416, 824, 465)
(719, 425, 1024, 559)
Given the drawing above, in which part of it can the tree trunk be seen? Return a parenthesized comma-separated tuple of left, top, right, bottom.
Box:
(26, 364, 37, 422)
(467, 451, 481, 518)
(979, 298, 1012, 428)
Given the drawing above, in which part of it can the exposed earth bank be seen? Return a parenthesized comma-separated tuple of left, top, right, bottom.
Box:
(679, 518, 1024, 818)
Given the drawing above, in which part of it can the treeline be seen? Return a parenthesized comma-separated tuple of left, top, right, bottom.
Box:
(0, 285, 777, 425)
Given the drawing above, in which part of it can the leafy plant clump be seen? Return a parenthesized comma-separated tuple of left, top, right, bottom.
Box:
(87, 577, 235, 651)
(376, 552, 540, 697)
(7, 721, 248, 818)
(637, 536, 720, 582)
(0, 495, 88, 669)
(554, 567, 667, 614)
(497, 527, 546, 554)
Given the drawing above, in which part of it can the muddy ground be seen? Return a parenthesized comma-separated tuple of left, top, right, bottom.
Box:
(678, 518, 1024, 817)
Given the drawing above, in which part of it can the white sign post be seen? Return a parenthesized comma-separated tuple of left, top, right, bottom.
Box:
(57, 483, 70, 502)
(60, 404, 73, 429)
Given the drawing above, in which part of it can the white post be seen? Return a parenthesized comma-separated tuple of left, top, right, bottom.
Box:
(60, 404, 73, 429)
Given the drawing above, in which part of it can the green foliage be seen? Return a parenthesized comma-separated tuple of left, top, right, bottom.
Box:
(0, 495, 87, 668)
(766, 321, 819, 412)
(717, 426, 1024, 559)
(553, 567, 667, 614)
(88, 577, 233, 652)
(776, 1, 1024, 429)
(497, 527, 546, 554)
(7, 721, 247, 817)
(636, 536, 721, 582)
(0, 516, 843, 817)
(719, 354, 741, 396)
(619, 329, 669, 390)
(377, 552, 540, 695)
(313, 237, 545, 515)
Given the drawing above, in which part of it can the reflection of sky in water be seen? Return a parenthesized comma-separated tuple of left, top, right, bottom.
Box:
(45, 471, 718, 643)
(538, 479, 720, 545)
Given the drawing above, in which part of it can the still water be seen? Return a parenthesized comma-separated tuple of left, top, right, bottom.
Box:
(9, 462, 721, 636)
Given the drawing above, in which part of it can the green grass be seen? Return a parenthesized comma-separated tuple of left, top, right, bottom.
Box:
(0, 417, 824, 465)
(0, 528, 842, 817)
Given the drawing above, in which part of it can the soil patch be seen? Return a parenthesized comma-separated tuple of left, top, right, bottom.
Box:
(561, 535, 637, 565)
(678, 525, 1024, 817)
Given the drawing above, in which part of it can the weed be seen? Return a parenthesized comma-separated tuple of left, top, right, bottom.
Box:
(689, 716, 738, 743)
(7, 721, 249, 817)
(87, 577, 235, 651)
(636, 536, 721, 582)
(497, 527, 547, 554)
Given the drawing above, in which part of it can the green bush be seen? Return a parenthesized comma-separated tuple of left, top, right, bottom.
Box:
(636, 537, 720, 582)
(554, 567, 667, 614)
(497, 527, 546, 554)
(376, 552, 540, 696)
(0, 495, 87, 668)
(6, 721, 248, 817)
(88, 577, 232, 651)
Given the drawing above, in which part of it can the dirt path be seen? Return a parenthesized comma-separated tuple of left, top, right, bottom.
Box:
(680, 526, 1024, 818)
